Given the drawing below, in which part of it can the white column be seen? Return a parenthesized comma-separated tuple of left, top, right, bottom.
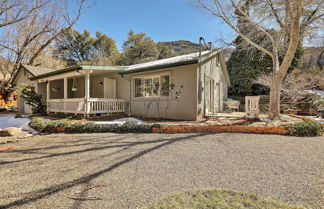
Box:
(47, 81, 50, 100)
(84, 73, 90, 117)
(46, 81, 50, 113)
(64, 77, 68, 113)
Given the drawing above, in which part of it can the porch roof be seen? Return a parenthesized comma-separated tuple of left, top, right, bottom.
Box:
(30, 65, 125, 80)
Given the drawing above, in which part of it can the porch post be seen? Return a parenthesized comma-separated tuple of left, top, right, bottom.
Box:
(84, 72, 90, 118)
(64, 77, 68, 113)
(46, 80, 50, 114)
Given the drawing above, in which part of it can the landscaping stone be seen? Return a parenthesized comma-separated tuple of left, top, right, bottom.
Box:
(5, 127, 23, 136)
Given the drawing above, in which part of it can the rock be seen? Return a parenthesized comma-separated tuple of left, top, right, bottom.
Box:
(0, 130, 10, 137)
(0, 127, 22, 137)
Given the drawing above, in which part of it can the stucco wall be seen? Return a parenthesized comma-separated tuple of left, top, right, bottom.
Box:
(124, 64, 198, 121)
(13, 69, 38, 114)
(197, 54, 229, 119)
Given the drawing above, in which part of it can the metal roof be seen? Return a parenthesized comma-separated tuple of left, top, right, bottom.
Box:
(120, 50, 213, 75)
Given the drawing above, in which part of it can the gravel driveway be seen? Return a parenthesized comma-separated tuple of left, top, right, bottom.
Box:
(0, 133, 323, 209)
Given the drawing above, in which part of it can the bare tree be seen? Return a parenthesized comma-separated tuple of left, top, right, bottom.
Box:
(0, 0, 47, 27)
(0, 0, 92, 86)
(197, 0, 324, 120)
(255, 72, 318, 110)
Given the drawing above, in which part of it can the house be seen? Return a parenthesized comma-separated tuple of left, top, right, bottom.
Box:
(13, 49, 230, 120)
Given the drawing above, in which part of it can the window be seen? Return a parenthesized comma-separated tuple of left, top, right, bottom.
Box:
(134, 74, 170, 98)
(161, 75, 170, 96)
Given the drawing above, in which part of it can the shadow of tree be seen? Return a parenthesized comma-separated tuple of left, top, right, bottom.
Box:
(0, 133, 207, 209)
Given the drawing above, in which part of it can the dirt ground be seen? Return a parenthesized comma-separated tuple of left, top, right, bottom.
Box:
(0, 133, 323, 209)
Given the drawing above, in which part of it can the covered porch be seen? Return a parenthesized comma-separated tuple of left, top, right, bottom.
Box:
(36, 66, 126, 117)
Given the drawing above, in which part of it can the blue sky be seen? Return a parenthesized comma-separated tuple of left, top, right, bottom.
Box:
(74, 0, 234, 50)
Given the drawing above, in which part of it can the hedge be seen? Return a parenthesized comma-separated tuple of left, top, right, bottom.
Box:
(285, 121, 323, 137)
(29, 118, 160, 133)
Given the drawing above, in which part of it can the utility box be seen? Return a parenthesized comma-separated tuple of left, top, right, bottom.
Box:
(245, 96, 260, 119)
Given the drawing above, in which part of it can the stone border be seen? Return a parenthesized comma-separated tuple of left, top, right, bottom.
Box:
(152, 125, 288, 135)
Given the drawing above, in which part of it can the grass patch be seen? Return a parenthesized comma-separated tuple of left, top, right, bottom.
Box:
(145, 189, 304, 209)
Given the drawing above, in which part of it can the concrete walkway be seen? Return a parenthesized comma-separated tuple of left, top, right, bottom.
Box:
(0, 133, 323, 209)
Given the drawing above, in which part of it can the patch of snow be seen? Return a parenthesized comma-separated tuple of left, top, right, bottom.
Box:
(306, 90, 324, 97)
(0, 115, 30, 130)
(307, 116, 324, 124)
(94, 117, 143, 125)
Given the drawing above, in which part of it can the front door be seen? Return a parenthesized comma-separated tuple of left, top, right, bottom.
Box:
(104, 78, 116, 99)
(205, 77, 214, 115)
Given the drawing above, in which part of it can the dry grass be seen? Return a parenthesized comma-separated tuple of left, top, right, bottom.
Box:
(145, 189, 305, 209)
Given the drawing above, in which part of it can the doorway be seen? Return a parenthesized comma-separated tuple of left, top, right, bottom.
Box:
(205, 77, 215, 115)
(104, 78, 116, 99)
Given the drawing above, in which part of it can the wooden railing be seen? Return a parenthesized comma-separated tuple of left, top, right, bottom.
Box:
(87, 98, 125, 114)
(47, 98, 125, 115)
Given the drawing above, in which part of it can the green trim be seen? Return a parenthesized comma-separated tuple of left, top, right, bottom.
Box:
(119, 59, 198, 75)
(30, 65, 125, 80)
(79, 65, 125, 71)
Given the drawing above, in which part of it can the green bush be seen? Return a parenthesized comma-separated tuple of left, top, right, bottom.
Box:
(285, 121, 323, 137)
(18, 86, 46, 114)
(29, 118, 160, 133)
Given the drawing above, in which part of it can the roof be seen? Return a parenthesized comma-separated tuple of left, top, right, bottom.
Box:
(120, 50, 213, 75)
(30, 65, 125, 80)
(22, 64, 55, 76)
(25, 49, 223, 80)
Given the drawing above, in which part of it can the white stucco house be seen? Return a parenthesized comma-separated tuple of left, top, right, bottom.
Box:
(13, 49, 230, 120)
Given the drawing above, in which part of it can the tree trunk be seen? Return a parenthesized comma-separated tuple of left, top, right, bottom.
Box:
(268, 73, 282, 120)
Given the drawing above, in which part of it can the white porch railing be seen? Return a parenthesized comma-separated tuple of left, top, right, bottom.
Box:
(47, 98, 125, 115)
(87, 98, 125, 114)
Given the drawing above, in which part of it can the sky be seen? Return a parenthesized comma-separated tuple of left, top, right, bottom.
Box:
(74, 0, 235, 50)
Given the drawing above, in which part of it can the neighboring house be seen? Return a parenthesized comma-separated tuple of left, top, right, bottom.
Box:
(13, 49, 230, 120)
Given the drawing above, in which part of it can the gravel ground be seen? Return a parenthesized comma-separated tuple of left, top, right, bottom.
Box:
(0, 133, 323, 209)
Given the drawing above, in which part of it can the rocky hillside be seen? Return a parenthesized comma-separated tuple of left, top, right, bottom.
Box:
(164, 40, 323, 69)
(162, 40, 202, 55)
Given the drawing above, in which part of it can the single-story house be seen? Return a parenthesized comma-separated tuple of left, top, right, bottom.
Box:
(13, 49, 230, 120)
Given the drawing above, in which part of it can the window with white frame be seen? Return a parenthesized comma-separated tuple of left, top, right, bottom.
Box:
(134, 74, 170, 98)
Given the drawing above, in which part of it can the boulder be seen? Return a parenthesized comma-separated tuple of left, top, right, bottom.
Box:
(0, 127, 22, 137)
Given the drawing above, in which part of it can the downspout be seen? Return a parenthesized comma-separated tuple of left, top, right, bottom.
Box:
(198, 37, 213, 119)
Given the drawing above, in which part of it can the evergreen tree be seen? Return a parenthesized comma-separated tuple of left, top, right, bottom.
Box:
(118, 31, 159, 65)
(157, 42, 173, 59)
(92, 32, 119, 59)
(55, 29, 94, 63)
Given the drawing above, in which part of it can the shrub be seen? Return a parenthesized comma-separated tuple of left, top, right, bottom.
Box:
(29, 118, 160, 133)
(29, 117, 46, 131)
(18, 86, 46, 114)
(285, 121, 323, 137)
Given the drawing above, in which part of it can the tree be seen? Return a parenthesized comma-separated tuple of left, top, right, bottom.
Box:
(255, 71, 318, 110)
(0, 0, 92, 87)
(55, 29, 94, 63)
(197, 0, 324, 120)
(91, 32, 119, 65)
(0, 0, 46, 27)
(118, 31, 159, 65)
(157, 42, 173, 59)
